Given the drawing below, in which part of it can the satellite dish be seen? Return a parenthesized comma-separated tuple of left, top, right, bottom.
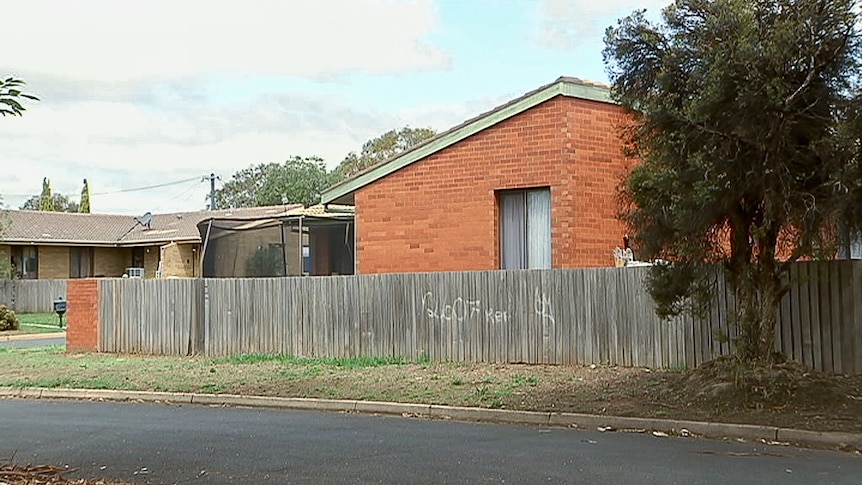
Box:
(137, 212, 153, 229)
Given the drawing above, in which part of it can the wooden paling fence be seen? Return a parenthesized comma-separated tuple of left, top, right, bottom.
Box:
(95, 261, 862, 373)
(0, 279, 67, 313)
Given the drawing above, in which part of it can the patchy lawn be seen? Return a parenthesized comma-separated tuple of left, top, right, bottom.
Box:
(0, 312, 65, 336)
(1, 347, 860, 434)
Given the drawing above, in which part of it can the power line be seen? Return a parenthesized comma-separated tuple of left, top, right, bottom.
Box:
(92, 176, 202, 195)
(167, 179, 205, 203)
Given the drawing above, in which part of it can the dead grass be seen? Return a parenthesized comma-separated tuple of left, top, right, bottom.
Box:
(0, 460, 125, 485)
(1, 347, 860, 433)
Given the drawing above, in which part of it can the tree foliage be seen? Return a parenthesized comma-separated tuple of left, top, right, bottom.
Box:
(604, 0, 862, 362)
(334, 126, 436, 180)
(80, 179, 91, 213)
(0, 77, 38, 117)
(38, 178, 55, 211)
(21, 192, 80, 212)
(246, 244, 286, 277)
(0, 76, 36, 277)
(214, 156, 336, 208)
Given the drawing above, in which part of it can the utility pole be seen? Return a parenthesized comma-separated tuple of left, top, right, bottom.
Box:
(203, 173, 221, 210)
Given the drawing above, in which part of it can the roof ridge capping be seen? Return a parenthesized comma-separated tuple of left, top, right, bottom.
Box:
(555, 75, 612, 90)
(320, 76, 613, 205)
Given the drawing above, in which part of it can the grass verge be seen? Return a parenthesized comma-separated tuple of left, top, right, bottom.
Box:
(0, 347, 860, 434)
(2, 312, 66, 334)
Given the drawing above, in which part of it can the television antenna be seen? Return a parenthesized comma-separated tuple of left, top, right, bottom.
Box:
(136, 212, 153, 229)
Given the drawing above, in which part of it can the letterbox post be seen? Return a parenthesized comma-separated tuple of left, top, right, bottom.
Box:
(53, 296, 67, 328)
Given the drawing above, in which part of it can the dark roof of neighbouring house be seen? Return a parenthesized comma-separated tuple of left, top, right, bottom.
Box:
(0, 205, 302, 247)
(319, 76, 614, 205)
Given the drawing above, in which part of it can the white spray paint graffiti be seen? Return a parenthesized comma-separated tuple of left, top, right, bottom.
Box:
(420, 288, 556, 326)
(534, 288, 555, 325)
(420, 291, 509, 325)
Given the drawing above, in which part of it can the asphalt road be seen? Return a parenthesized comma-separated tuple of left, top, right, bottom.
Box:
(0, 335, 65, 348)
(1, 399, 859, 484)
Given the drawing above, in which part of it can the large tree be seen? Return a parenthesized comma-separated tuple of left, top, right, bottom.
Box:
(21, 192, 80, 212)
(215, 156, 336, 208)
(334, 126, 436, 180)
(604, 0, 862, 362)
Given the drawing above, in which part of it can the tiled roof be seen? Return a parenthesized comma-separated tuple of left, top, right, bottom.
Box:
(294, 204, 354, 217)
(0, 205, 302, 246)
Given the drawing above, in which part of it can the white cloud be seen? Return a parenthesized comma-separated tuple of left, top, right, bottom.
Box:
(0, 90, 416, 215)
(535, 0, 669, 49)
(0, 0, 456, 215)
(395, 93, 519, 137)
(1, 1, 598, 217)
(2, 0, 450, 83)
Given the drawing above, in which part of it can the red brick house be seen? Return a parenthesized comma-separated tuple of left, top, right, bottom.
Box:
(320, 77, 634, 274)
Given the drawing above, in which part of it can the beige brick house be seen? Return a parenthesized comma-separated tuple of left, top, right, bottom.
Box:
(0, 206, 300, 279)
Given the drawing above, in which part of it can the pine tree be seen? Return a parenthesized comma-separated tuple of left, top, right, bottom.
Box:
(80, 178, 91, 213)
(39, 178, 55, 211)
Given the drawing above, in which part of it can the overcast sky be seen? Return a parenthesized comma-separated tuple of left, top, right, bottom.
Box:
(0, 0, 668, 215)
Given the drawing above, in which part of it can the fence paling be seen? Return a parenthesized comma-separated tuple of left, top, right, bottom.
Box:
(94, 261, 862, 373)
(0, 279, 68, 313)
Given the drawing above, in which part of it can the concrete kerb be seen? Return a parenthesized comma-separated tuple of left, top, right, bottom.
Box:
(776, 428, 862, 451)
(430, 405, 550, 425)
(0, 332, 66, 342)
(1, 386, 859, 452)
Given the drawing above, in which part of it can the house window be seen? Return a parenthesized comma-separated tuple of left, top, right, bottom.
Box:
(131, 247, 145, 268)
(499, 188, 551, 269)
(840, 230, 862, 259)
(11, 246, 38, 279)
(70, 247, 94, 278)
(302, 245, 311, 275)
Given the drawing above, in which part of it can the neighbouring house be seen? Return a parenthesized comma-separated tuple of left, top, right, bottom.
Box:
(320, 77, 635, 274)
(0, 205, 301, 279)
(197, 204, 355, 277)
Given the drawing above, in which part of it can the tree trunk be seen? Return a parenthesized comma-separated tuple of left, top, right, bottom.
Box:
(731, 261, 782, 363)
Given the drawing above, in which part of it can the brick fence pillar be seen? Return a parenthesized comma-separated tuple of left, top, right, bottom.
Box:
(66, 279, 100, 352)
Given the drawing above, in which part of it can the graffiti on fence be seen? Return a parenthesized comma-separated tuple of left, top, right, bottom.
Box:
(419, 289, 556, 326)
(534, 288, 555, 325)
(420, 291, 509, 325)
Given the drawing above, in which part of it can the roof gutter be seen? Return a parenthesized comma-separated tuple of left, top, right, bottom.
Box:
(0, 238, 201, 247)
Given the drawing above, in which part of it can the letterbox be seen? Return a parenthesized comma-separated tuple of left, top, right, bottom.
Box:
(53, 296, 67, 328)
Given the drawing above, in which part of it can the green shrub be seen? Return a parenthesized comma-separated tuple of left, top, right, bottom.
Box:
(0, 305, 20, 331)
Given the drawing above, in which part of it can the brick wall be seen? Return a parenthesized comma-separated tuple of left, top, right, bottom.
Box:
(66, 278, 99, 352)
(159, 242, 200, 277)
(355, 96, 633, 274)
(94, 247, 130, 277)
(143, 245, 160, 278)
(38, 246, 70, 279)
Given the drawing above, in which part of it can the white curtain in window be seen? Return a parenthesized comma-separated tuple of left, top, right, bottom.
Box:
(500, 192, 526, 269)
(527, 189, 551, 269)
(22, 247, 38, 279)
(851, 231, 862, 259)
